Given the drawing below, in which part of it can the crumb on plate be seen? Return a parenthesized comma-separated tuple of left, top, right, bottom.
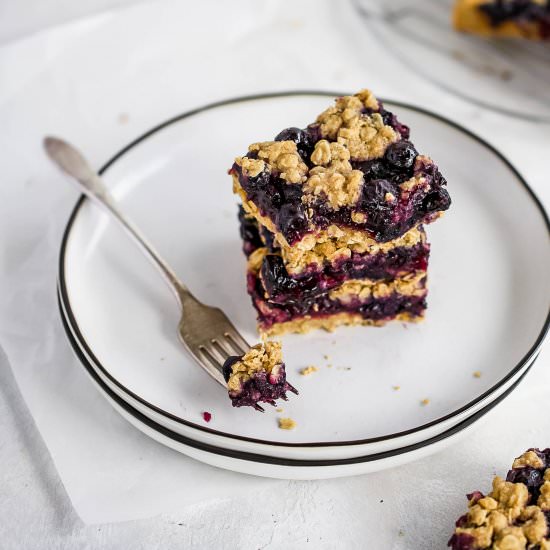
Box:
(202, 411, 212, 422)
(279, 418, 297, 430)
(300, 366, 318, 376)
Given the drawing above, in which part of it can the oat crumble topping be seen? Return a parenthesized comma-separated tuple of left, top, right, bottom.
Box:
(303, 140, 364, 209)
(449, 449, 550, 549)
(513, 451, 545, 470)
(315, 90, 399, 160)
(240, 141, 308, 184)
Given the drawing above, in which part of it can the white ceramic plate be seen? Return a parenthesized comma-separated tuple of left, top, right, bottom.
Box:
(352, 0, 550, 122)
(58, 93, 550, 462)
(58, 298, 533, 478)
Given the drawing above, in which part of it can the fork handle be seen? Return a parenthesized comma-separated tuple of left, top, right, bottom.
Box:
(44, 136, 189, 305)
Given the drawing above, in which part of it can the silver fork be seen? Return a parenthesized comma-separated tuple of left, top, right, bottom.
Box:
(44, 136, 271, 411)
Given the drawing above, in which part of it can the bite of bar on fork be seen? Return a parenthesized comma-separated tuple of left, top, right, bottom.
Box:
(221, 341, 298, 411)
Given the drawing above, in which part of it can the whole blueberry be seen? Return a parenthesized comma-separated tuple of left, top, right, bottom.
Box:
(384, 141, 417, 169)
(506, 466, 543, 489)
(244, 165, 270, 189)
(274, 127, 316, 160)
(361, 178, 397, 206)
(354, 159, 389, 180)
(261, 255, 298, 296)
(222, 356, 242, 383)
(276, 203, 308, 240)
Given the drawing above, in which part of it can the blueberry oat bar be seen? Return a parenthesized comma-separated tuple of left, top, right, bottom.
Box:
(230, 90, 450, 335)
(449, 448, 550, 549)
(454, 0, 550, 40)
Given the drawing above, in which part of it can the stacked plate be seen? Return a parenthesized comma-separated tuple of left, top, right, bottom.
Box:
(57, 93, 550, 479)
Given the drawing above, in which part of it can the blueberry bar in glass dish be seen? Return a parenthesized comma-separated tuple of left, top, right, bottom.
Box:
(222, 341, 297, 410)
(229, 90, 450, 336)
(454, 0, 550, 40)
(449, 448, 550, 549)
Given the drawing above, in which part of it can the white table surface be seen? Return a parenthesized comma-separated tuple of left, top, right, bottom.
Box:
(1, 0, 549, 548)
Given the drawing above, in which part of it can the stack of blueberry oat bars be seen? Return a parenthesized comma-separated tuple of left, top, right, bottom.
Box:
(229, 90, 451, 336)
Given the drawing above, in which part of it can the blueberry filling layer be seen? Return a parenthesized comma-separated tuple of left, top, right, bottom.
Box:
(480, 0, 550, 35)
(231, 93, 450, 246)
(248, 271, 427, 330)
(259, 248, 429, 304)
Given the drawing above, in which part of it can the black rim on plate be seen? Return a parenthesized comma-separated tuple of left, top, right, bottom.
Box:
(57, 91, 550, 449)
(59, 291, 534, 466)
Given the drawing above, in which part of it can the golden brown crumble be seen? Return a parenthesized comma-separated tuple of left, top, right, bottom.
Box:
(233, 89, 410, 216)
(303, 167, 363, 210)
(315, 90, 399, 160)
(235, 156, 265, 178)
(393, 385, 400, 391)
(303, 139, 364, 209)
(351, 211, 367, 223)
(226, 341, 282, 393)
(260, 310, 423, 337)
(300, 366, 318, 376)
(278, 418, 297, 430)
(420, 398, 430, 406)
(452, 450, 550, 550)
(513, 450, 544, 470)
(310, 140, 350, 169)
(327, 271, 426, 304)
(237, 141, 308, 184)
(473, 371, 482, 378)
